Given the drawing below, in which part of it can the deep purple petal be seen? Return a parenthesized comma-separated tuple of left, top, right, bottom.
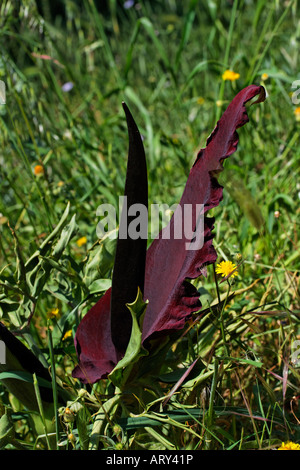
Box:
(73, 103, 148, 383)
(110, 103, 148, 353)
(142, 85, 266, 342)
(72, 289, 117, 383)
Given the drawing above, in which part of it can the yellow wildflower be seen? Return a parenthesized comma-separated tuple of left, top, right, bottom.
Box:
(261, 73, 269, 81)
(222, 70, 240, 81)
(294, 107, 300, 121)
(62, 329, 72, 341)
(47, 308, 60, 319)
(215, 260, 238, 278)
(76, 236, 87, 247)
(278, 441, 300, 450)
(34, 164, 44, 176)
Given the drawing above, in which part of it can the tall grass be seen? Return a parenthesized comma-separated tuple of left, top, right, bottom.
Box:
(0, 0, 299, 450)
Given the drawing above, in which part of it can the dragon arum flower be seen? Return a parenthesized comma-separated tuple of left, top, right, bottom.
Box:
(215, 260, 238, 278)
(71, 85, 265, 385)
(222, 70, 240, 81)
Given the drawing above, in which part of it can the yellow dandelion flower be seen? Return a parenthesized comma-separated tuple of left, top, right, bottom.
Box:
(62, 329, 72, 341)
(215, 260, 238, 278)
(76, 236, 87, 247)
(261, 73, 269, 81)
(222, 70, 240, 81)
(34, 164, 44, 176)
(47, 307, 60, 319)
(294, 107, 300, 121)
(278, 441, 300, 450)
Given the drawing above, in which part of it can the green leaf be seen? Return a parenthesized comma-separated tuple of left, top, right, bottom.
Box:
(0, 298, 21, 315)
(144, 426, 175, 450)
(0, 371, 52, 388)
(47, 274, 80, 304)
(181, 367, 215, 391)
(118, 405, 273, 431)
(25, 202, 71, 273)
(108, 288, 148, 388)
(82, 235, 117, 288)
(0, 412, 14, 449)
(89, 394, 120, 451)
(5, 207, 80, 325)
(52, 214, 78, 259)
(88, 278, 112, 294)
(159, 359, 206, 384)
(9, 225, 27, 290)
(221, 356, 263, 368)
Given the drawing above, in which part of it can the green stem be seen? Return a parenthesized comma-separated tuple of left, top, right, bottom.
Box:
(204, 358, 219, 450)
(47, 321, 59, 449)
(213, 262, 221, 305)
(220, 280, 231, 357)
(33, 373, 52, 450)
(218, 279, 237, 440)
